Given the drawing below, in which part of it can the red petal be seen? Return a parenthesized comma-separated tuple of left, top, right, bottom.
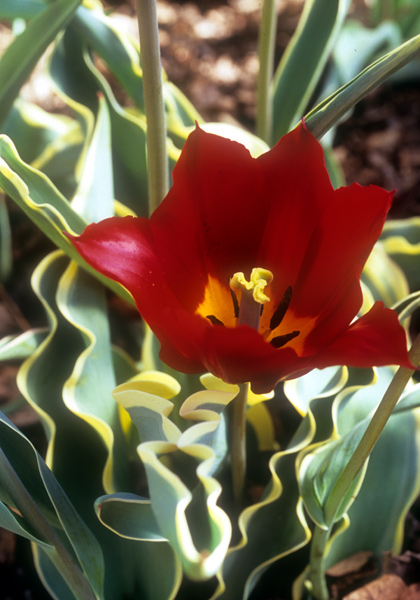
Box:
(256, 124, 335, 298)
(149, 126, 269, 311)
(311, 302, 414, 370)
(293, 184, 393, 353)
(200, 324, 302, 393)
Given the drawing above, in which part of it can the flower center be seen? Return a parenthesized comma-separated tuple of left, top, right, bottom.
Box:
(229, 268, 273, 329)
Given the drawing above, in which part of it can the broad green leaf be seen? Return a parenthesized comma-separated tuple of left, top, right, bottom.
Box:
(394, 382, 420, 413)
(0, 134, 86, 235)
(305, 34, 420, 139)
(164, 80, 203, 140)
(298, 368, 394, 529)
(17, 251, 85, 469)
(332, 20, 402, 84)
(0, 0, 45, 19)
(0, 0, 83, 126)
(326, 402, 420, 566)
(0, 195, 12, 281)
(80, 46, 150, 215)
(246, 402, 279, 452)
(70, 94, 114, 222)
(271, 0, 351, 142)
(298, 425, 369, 528)
(0, 411, 104, 600)
(0, 499, 52, 549)
(13, 250, 153, 597)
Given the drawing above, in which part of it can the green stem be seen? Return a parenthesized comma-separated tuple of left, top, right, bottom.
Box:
(256, 0, 277, 144)
(308, 525, 331, 600)
(0, 448, 97, 600)
(307, 332, 420, 600)
(231, 382, 250, 504)
(135, 0, 169, 214)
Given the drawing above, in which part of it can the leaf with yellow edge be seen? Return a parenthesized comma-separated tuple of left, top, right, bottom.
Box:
(111, 381, 237, 580)
(361, 241, 409, 307)
(213, 415, 313, 599)
(57, 261, 131, 493)
(323, 369, 420, 567)
(284, 366, 348, 417)
(381, 217, 420, 292)
(200, 373, 274, 406)
(199, 373, 279, 452)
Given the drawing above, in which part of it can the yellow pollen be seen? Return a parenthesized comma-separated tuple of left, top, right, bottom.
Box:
(230, 267, 273, 304)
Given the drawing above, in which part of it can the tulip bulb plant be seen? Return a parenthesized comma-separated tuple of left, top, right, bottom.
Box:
(0, 1, 420, 599)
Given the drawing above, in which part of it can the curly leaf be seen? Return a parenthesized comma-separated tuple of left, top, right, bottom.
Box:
(113, 380, 237, 580)
(381, 217, 420, 292)
(0, 328, 47, 360)
(284, 366, 348, 417)
(94, 492, 182, 599)
(213, 428, 313, 599)
(0, 135, 132, 302)
(138, 439, 231, 581)
(2, 99, 79, 167)
(57, 261, 131, 493)
(361, 242, 409, 307)
(95, 492, 163, 541)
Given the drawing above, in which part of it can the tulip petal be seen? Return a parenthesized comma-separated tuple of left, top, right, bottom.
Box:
(291, 184, 393, 353)
(312, 302, 413, 370)
(149, 126, 269, 310)
(257, 124, 335, 297)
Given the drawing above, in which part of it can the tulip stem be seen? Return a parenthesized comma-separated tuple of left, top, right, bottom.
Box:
(231, 382, 249, 504)
(307, 332, 420, 600)
(135, 0, 169, 214)
(257, 0, 277, 144)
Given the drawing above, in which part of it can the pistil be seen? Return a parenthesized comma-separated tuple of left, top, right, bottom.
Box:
(228, 267, 273, 505)
(230, 267, 273, 330)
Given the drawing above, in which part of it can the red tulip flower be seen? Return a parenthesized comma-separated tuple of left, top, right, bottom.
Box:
(68, 123, 412, 394)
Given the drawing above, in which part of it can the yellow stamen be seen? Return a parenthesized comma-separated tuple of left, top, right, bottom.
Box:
(229, 268, 273, 329)
(230, 267, 273, 304)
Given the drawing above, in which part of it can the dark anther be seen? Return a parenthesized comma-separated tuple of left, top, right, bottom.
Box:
(206, 315, 225, 326)
(270, 330, 300, 348)
(230, 289, 239, 319)
(270, 286, 292, 331)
